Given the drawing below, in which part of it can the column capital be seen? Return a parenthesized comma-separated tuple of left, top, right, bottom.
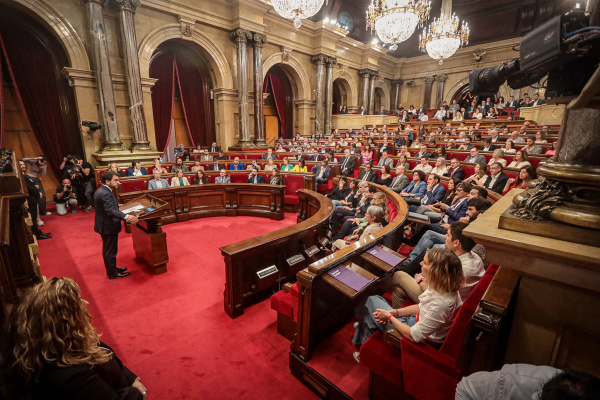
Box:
(424, 76, 436, 84)
(112, 0, 140, 13)
(230, 28, 252, 44)
(311, 54, 328, 65)
(252, 33, 268, 47)
(435, 74, 448, 82)
(369, 70, 379, 79)
(325, 56, 337, 67)
(392, 79, 404, 86)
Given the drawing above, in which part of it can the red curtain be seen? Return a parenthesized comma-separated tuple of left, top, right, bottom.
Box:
(265, 73, 287, 138)
(175, 54, 215, 147)
(0, 20, 81, 178)
(149, 54, 176, 154)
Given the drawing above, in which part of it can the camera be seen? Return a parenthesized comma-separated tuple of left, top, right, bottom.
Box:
(66, 185, 72, 191)
(81, 121, 101, 132)
(469, 10, 599, 99)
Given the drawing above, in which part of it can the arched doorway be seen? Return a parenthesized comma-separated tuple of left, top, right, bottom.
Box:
(373, 87, 385, 113)
(0, 4, 82, 181)
(149, 40, 216, 154)
(263, 65, 293, 140)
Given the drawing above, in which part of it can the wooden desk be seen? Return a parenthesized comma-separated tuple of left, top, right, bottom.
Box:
(117, 184, 286, 225)
(221, 189, 334, 318)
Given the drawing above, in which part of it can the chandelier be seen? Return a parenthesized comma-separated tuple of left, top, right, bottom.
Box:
(419, 0, 469, 64)
(366, 0, 432, 51)
(272, 0, 328, 29)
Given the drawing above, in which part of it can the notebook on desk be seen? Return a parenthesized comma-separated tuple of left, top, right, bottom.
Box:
(327, 264, 376, 292)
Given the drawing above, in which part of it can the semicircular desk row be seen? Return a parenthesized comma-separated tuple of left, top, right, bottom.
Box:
(117, 182, 408, 319)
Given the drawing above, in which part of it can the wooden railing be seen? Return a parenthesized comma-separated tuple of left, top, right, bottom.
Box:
(221, 189, 334, 319)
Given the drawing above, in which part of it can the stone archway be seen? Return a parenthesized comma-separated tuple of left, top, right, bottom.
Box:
(262, 53, 312, 135)
(12, 0, 90, 70)
(332, 70, 358, 107)
(373, 80, 391, 111)
(138, 24, 235, 147)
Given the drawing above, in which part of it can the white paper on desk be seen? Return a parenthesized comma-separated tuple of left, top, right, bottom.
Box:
(121, 205, 144, 214)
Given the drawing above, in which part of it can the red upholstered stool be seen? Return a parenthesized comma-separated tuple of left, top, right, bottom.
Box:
(270, 283, 299, 340)
(283, 174, 304, 212)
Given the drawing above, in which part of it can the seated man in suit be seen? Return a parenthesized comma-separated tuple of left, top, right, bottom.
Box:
(484, 162, 509, 194)
(229, 157, 244, 170)
(489, 129, 505, 143)
(378, 105, 387, 115)
(349, 143, 361, 155)
(444, 158, 465, 181)
(464, 148, 487, 164)
(531, 93, 546, 107)
(247, 167, 265, 184)
(171, 158, 189, 173)
(480, 138, 498, 152)
(294, 149, 306, 163)
(215, 151, 228, 161)
(389, 165, 410, 193)
(339, 149, 357, 176)
(415, 144, 431, 159)
(309, 149, 322, 162)
(505, 96, 518, 108)
(246, 159, 261, 170)
(377, 151, 394, 169)
(200, 149, 213, 162)
(209, 159, 224, 171)
(458, 137, 476, 151)
(408, 174, 446, 211)
(359, 106, 368, 115)
(311, 160, 331, 185)
(379, 140, 392, 154)
(359, 162, 378, 183)
(215, 168, 231, 183)
(148, 169, 170, 190)
(209, 142, 221, 153)
(126, 161, 148, 177)
(262, 148, 277, 160)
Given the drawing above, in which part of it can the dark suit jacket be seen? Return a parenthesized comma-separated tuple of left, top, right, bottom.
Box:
(446, 167, 465, 181)
(485, 172, 509, 194)
(94, 185, 126, 235)
(359, 170, 377, 183)
(339, 156, 356, 175)
(422, 184, 446, 205)
(445, 198, 468, 223)
(379, 145, 392, 154)
(262, 153, 277, 160)
(126, 167, 148, 176)
(309, 155, 322, 162)
(417, 108, 426, 115)
(32, 342, 141, 400)
(209, 146, 221, 152)
(480, 144, 498, 151)
(505, 100, 518, 108)
(360, 110, 368, 115)
(247, 175, 265, 184)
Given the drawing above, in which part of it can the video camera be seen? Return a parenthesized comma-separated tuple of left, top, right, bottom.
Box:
(81, 121, 102, 132)
(469, 9, 600, 100)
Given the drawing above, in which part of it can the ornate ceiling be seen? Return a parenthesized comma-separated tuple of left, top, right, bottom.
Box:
(311, 0, 581, 58)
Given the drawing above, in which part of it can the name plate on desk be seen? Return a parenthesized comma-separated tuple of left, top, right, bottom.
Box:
(287, 254, 305, 267)
(366, 246, 404, 268)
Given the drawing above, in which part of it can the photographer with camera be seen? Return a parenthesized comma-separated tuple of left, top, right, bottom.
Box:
(22, 155, 50, 218)
(54, 178, 78, 215)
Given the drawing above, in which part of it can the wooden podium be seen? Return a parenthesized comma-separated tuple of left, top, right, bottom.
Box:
(119, 194, 170, 275)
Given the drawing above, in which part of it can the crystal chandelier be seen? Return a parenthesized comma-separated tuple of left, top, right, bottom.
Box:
(272, 0, 328, 29)
(419, 0, 469, 64)
(366, 0, 432, 51)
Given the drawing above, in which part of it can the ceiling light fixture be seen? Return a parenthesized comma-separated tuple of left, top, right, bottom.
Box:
(419, 0, 469, 64)
(272, 0, 329, 29)
(366, 0, 432, 51)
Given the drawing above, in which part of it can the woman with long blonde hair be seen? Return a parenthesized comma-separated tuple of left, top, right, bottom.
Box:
(0, 278, 146, 400)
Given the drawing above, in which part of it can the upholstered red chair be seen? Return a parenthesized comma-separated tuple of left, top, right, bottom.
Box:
(360, 267, 498, 400)
(146, 166, 154, 174)
(462, 166, 475, 178)
(230, 173, 247, 183)
(121, 179, 146, 193)
(283, 174, 304, 208)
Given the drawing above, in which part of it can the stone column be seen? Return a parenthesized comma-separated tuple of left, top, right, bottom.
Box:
(84, 0, 122, 151)
(113, 0, 152, 150)
(231, 28, 253, 147)
(391, 79, 403, 111)
(435, 74, 448, 108)
(358, 69, 370, 110)
(252, 33, 268, 146)
(311, 54, 327, 134)
(423, 76, 435, 110)
(324, 56, 337, 135)
(368, 71, 377, 115)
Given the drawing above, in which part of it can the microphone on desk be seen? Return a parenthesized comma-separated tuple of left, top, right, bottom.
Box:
(131, 187, 156, 206)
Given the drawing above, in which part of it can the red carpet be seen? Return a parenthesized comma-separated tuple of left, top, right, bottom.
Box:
(37, 210, 318, 400)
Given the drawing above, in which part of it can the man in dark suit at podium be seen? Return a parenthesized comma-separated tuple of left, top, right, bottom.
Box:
(94, 171, 138, 279)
